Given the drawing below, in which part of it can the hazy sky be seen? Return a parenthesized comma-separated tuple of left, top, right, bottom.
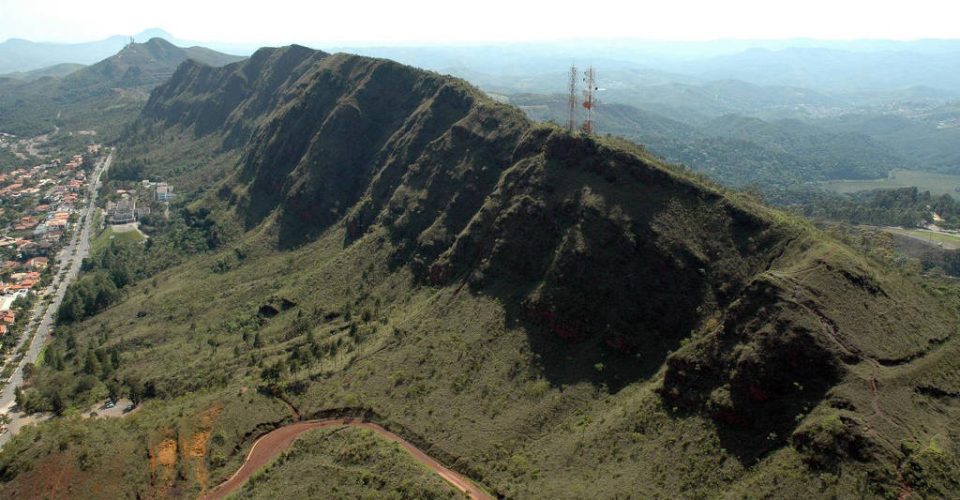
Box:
(1, 0, 958, 44)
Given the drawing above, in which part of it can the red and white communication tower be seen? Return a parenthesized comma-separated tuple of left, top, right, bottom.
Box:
(567, 64, 578, 132)
(581, 66, 597, 135)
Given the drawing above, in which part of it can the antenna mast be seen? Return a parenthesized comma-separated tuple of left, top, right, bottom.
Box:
(567, 64, 578, 132)
(581, 66, 597, 135)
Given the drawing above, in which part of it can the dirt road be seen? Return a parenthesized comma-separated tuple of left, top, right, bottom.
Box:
(204, 418, 492, 500)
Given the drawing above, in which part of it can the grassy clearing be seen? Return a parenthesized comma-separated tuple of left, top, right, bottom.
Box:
(820, 169, 960, 196)
(90, 225, 146, 255)
(878, 227, 960, 249)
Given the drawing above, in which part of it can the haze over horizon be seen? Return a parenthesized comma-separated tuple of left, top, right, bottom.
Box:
(1, 0, 959, 47)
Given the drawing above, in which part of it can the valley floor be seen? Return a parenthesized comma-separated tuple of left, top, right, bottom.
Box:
(875, 226, 960, 250)
(820, 169, 960, 197)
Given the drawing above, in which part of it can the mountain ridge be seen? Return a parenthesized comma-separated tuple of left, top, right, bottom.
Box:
(2, 45, 959, 498)
(116, 46, 960, 484)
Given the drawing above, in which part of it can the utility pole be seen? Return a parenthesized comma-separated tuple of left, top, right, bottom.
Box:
(567, 64, 578, 132)
(581, 66, 597, 135)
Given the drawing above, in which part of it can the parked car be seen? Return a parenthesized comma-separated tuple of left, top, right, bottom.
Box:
(102, 401, 115, 410)
(123, 403, 136, 413)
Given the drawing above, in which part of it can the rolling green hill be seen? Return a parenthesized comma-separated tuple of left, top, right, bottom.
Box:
(0, 38, 244, 138)
(512, 94, 903, 190)
(821, 109, 960, 174)
(2, 46, 959, 499)
(0, 63, 85, 81)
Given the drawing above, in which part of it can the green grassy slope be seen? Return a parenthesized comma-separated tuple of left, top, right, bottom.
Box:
(0, 62, 85, 81)
(821, 111, 960, 174)
(1, 46, 958, 499)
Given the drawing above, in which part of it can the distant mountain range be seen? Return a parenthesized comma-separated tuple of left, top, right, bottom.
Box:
(344, 40, 960, 97)
(0, 29, 187, 74)
(0, 37, 244, 137)
(5, 31, 960, 95)
(675, 46, 960, 92)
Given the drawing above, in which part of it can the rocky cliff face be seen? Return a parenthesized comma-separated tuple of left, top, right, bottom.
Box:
(137, 47, 798, 368)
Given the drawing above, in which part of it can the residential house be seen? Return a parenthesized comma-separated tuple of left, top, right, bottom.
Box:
(106, 196, 136, 224)
(26, 257, 48, 270)
(39, 231, 63, 245)
(14, 216, 39, 231)
(17, 241, 41, 257)
(9, 271, 40, 290)
(156, 183, 174, 202)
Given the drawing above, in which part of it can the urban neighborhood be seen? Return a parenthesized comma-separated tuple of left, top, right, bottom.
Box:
(0, 135, 183, 439)
(0, 147, 100, 350)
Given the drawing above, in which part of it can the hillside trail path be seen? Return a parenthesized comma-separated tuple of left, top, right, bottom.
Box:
(203, 418, 493, 500)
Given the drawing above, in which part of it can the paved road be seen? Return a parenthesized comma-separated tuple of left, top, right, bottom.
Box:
(204, 419, 493, 500)
(0, 151, 111, 446)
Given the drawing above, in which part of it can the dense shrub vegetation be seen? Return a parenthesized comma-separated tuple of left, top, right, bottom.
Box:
(783, 187, 960, 229)
(58, 207, 225, 323)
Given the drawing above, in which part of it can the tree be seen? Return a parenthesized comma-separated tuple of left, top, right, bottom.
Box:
(49, 349, 64, 371)
(107, 380, 121, 402)
(13, 387, 24, 408)
(260, 360, 287, 386)
(49, 389, 65, 415)
(110, 348, 120, 369)
(127, 376, 144, 404)
(82, 349, 99, 375)
(57, 289, 84, 323)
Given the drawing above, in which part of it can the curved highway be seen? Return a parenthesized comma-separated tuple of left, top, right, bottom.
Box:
(204, 418, 493, 500)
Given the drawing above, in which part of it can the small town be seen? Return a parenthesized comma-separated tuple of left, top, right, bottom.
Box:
(0, 142, 110, 436)
(0, 138, 180, 439)
(0, 148, 98, 334)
